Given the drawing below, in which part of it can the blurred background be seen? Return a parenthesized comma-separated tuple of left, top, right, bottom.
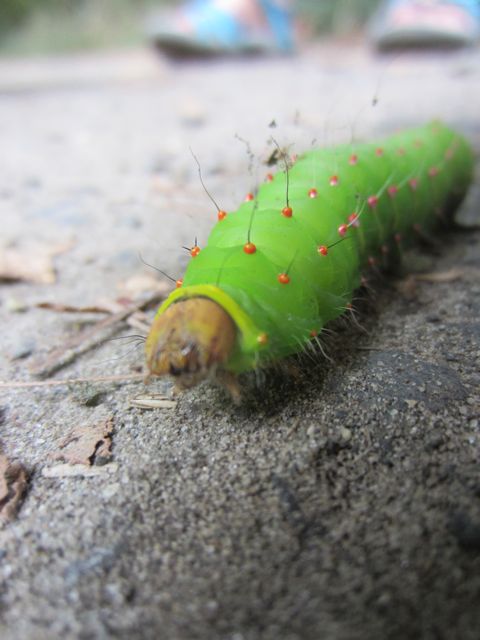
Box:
(0, 0, 381, 55)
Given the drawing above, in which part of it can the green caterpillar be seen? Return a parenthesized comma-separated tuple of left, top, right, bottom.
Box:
(145, 121, 473, 397)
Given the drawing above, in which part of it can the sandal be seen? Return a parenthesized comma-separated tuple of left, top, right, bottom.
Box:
(370, 0, 480, 49)
(146, 0, 294, 56)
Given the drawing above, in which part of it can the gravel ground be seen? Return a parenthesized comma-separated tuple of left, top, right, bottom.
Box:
(0, 41, 479, 640)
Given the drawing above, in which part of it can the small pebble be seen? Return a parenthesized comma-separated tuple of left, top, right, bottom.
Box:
(5, 297, 28, 313)
(102, 483, 120, 500)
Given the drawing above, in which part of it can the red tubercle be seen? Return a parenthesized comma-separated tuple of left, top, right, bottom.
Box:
(428, 166, 439, 178)
(257, 332, 269, 346)
(217, 209, 227, 221)
(317, 245, 328, 256)
(375, 147, 384, 157)
(387, 185, 398, 198)
(394, 232, 402, 244)
(190, 246, 201, 258)
(348, 212, 360, 227)
(349, 154, 358, 165)
(265, 173, 274, 182)
(414, 139, 423, 148)
(176, 278, 183, 288)
(338, 223, 348, 237)
(367, 195, 378, 209)
(310, 329, 318, 338)
(396, 147, 406, 156)
(308, 188, 318, 199)
(445, 140, 459, 160)
(291, 153, 298, 164)
(243, 242, 257, 254)
(244, 192, 254, 202)
(329, 175, 339, 187)
(409, 178, 419, 191)
(282, 206, 293, 218)
(278, 273, 290, 285)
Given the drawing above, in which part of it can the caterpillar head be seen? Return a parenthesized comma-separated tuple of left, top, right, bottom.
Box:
(145, 297, 237, 390)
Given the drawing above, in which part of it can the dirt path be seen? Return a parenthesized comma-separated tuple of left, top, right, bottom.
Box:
(0, 42, 479, 640)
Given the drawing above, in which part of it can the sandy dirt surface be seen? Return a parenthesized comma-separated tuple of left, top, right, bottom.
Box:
(0, 41, 479, 639)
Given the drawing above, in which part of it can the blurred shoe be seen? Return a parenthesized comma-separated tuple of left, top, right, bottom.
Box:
(370, 0, 480, 49)
(146, 0, 294, 56)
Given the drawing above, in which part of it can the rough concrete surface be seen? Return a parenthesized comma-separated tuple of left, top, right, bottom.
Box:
(0, 42, 479, 640)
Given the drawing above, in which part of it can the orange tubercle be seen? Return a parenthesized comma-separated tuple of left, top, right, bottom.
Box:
(257, 332, 269, 345)
(348, 212, 360, 227)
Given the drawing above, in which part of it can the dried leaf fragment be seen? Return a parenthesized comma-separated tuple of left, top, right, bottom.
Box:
(413, 267, 464, 283)
(395, 268, 464, 300)
(0, 241, 73, 284)
(0, 454, 28, 524)
(394, 274, 419, 299)
(36, 302, 112, 314)
(130, 394, 177, 410)
(52, 416, 114, 466)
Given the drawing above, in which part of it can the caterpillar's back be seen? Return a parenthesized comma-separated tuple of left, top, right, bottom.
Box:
(145, 121, 474, 397)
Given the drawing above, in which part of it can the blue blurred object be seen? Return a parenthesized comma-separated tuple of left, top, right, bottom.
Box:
(146, 0, 294, 56)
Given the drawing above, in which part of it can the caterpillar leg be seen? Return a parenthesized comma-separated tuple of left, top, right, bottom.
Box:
(145, 297, 237, 390)
(214, 369, 243, 405)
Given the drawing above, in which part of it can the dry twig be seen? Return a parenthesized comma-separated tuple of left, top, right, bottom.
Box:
(29, 291, 163, 378)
